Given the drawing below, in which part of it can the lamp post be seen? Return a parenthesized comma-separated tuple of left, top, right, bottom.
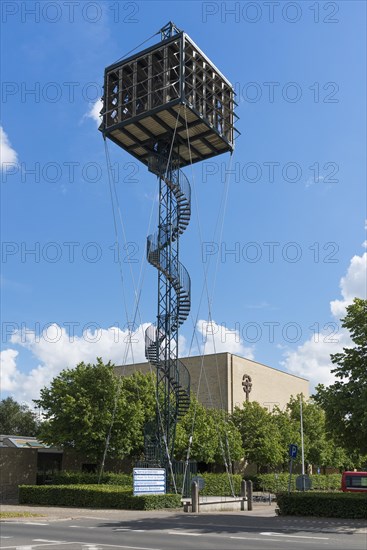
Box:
(300, 395, 305, 491)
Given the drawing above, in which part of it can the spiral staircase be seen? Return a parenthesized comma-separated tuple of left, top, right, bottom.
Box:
(144, 164, 191, 464)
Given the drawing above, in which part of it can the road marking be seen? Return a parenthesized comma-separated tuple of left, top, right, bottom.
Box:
(1, 544, 162, 550)
(113, 527, 146, 533)
(261, 532, 329, 540)
(168, 531, 201, 536)
(33, 540, 65, 543)
(0, 546, 60, 550)
(231, 536, 292, 543)
(24, 522, 48, 526)
(230, 536, 327, 545)
(82, 517, 121, 521)
(74, 544, 163, 550)
(69, 526, 97, 529)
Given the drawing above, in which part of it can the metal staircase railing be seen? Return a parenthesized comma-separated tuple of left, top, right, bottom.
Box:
(145, 167, 191, 429)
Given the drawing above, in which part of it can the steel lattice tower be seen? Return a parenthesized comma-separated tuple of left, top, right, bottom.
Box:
(100, 22, 237, 469)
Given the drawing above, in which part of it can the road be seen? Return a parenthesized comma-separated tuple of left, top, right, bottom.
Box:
(1, 508, 366, 550)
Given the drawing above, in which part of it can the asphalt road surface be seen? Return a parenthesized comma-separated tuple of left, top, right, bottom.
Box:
(1, 509, 367, 550)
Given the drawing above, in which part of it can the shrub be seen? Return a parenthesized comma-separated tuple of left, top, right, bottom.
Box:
(199, 474, 243, 496)
(276, 492, 367, 519)
(309, 474, 341, 491)
(105, 473, 132, 486)
(47, 471, 342, 496)
(19, 485, 181, 510)
(48, 472, 132, 487)
(258, 473, 341, 493)
(48, 472, 101, 485)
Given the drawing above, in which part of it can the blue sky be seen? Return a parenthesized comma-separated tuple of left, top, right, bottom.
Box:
(1, 0, 366, 406)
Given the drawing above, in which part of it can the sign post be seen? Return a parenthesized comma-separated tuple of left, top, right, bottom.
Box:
(133, 468, 166, 496)
(288, 444, 298, 494)
(296, 474, 312, 491)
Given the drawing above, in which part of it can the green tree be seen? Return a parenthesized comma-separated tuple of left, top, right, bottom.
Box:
(175, 397, 243, 464)
(232, 401, 283, 471)
(321, 440, 366, 472)
(34, 359, 156, 464)
(211, 408, 244, 464)
(0, 397, 40, 436)
(314, 298, 367, 454)
(276, 395, 365, 472)
(272, 406, 300, 468)
(285, 395, 330, 469)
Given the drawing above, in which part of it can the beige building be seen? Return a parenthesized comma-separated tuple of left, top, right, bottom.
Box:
(115, 352, 309, 413)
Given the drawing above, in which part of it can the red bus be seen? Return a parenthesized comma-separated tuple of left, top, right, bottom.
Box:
(341, 471, 367, 492)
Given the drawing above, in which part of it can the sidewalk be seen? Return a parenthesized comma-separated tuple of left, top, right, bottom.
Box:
(0, 502, 278, 521)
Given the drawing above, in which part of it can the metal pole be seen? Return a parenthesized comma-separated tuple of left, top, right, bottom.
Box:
(240, 479, 247, 511)
(300, 395, 305, 491)
(246, 480, 253, 511)
(191, 481, 199, 513)
(288, 458, 293, 494)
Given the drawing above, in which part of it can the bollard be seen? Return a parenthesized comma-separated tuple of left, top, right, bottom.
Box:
(240, 479, 247, 511)
(191, 480, 199, 513)
(246, 480, 253, 511)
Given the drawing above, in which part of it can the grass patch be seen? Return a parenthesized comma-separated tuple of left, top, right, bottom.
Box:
(0, 512, 45, 519)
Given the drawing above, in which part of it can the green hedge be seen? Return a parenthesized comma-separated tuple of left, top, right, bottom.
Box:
(19, 485, 181, 510)
(199, 474, 243, 496)
(48, 472, 245, 496)
(47, 472, 132, 487)
(276, 492, 367, 519)
(44, 471, 341, 497)
(258, 473, 341, 493)
(197, 473, 341, 496)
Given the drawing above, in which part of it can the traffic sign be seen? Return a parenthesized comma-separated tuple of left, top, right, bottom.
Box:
(296, 474, 312, 491)
(192, 476, 205, 491)
(289, 444, 298, 459)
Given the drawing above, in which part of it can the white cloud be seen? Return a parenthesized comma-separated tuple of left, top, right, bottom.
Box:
(2, 317, 256, 404)
(6, 246, 365, 403)
(0, 126, 18, 168)
(195, 319, 254, 359)
(4, 323, 150, 404)
(85, 99, 103, 126)
(330, 252, 367, 317)
(281, 250, 367, 390)
(0, 348, 19, 392)
(280, 329, 351, 389)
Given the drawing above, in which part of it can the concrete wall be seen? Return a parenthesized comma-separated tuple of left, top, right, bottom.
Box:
(0, 448, 37, 502)
(181, 354, 228, 410)
(115, 353, 309, 414)
(230, 354, 309, 413)
(115, 354, 229, 410)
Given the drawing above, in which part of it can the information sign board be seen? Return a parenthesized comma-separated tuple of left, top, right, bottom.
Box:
(133, 468, 166, 496)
